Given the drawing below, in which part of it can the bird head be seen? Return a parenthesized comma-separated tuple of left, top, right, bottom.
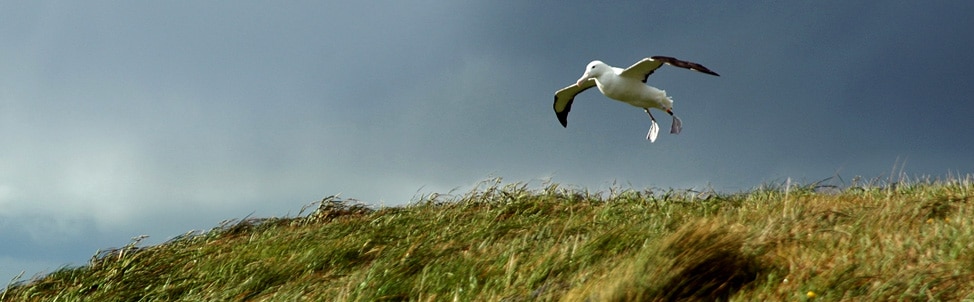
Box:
(576, 60, 607, 86)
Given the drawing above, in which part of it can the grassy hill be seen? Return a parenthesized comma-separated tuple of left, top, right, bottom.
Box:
(3, 177, 973, 301)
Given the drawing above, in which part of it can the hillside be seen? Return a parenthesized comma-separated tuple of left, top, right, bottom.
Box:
(3, 177, 973, 301)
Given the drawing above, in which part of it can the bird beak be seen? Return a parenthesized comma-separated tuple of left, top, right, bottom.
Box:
(576, 74, 590, 87)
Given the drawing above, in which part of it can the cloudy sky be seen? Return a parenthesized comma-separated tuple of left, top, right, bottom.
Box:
(2, 1, 973, 283)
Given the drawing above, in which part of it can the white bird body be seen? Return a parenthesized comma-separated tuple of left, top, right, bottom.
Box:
(554, 56, 719, 142)
(583, 63, 673, 111)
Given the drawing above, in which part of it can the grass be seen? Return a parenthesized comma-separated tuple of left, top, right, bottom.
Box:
(2, 176, 973, 301)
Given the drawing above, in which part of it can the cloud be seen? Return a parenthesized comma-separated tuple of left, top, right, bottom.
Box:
(2, 1, 973, 285)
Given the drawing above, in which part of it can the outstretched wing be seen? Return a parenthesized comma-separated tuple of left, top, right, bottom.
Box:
(619, 56, 720, 83)
(553, 79, 597, 127)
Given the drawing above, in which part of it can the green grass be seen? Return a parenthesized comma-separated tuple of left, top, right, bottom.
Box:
(3, 176, 973, 301)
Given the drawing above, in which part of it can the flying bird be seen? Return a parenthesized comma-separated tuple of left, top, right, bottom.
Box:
(553, 56, 719, 142)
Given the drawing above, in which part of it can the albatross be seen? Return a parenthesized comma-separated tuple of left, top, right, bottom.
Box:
(553, 56, 719, 142)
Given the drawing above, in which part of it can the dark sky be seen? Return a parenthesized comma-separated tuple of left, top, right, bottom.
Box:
(2, 1, 973, 282)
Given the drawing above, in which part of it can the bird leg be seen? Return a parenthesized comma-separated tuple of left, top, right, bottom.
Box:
(644, 108, 659, 142)
(666, 109, 682, 134)
(644, 108, 657, 121)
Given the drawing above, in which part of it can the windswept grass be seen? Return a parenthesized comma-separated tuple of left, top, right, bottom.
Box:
(3, 176, 973, 301)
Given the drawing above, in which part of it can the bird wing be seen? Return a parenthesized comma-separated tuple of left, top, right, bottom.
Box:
(620, 56, 720, 83)
(553, 79, 597, 127)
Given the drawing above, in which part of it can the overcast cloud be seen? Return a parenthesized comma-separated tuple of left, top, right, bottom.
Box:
(2, 1, 973, 283)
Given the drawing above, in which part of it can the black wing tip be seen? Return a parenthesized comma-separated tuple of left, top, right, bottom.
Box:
(554, 102, 569, 128)
(557, 114, 568, 127)
(651, 55, 720, 76)
(553, 94, 572, 128)
(701, 69, 720, 76)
